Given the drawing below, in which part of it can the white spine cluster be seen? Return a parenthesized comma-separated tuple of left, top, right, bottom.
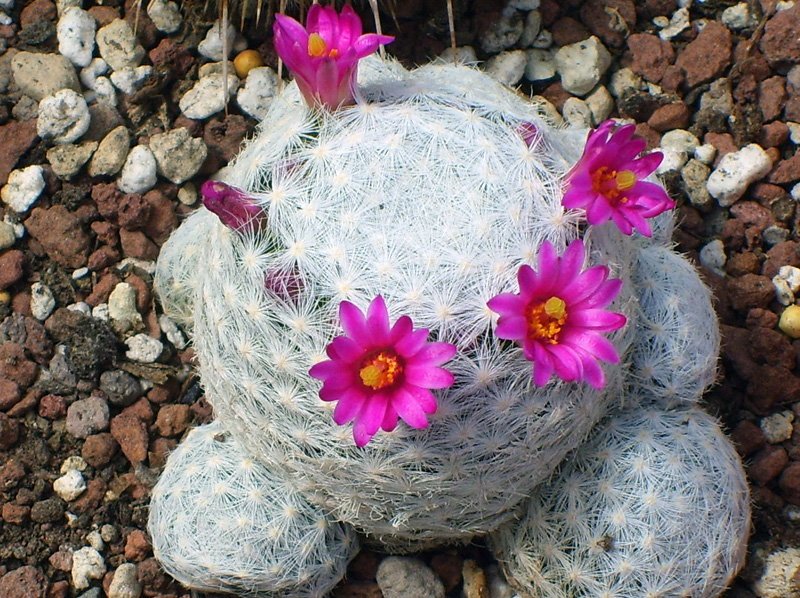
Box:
(490, 404, 750, 598)
(148, 421, 359, 597)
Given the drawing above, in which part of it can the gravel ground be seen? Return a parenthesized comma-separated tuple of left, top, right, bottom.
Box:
(0, 0, 799, 597)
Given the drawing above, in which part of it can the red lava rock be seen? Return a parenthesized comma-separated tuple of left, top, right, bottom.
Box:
(190, 396, 213, 422)
(0, 412, 20, 450)
(47, 580, 69, 598)
(0, 565, 47, 598)
(84, 271, 121, 307)
(647, 102, 689, 131)
(25, 206, 90, 268)
(730, 201, 772, 232)
(141, 190, 177, 245)
(785, 96, 800, 122)
(148, 436, 176, 468)
(123, 397, 155, 425)
(125, 273, 152, 313)
(632, 122, 661, 151)
(704, 132, 737, 165)
(335, 580, 384, 598)
(86, 5, 119, 26)
(87, 246, 121, 271)
(81, 432, 119, 468)
(0, 459, 25, 488)
(551, 16, 591, 47)
(752, 182, 787, 205)
(154, 404, 191, 437)
(48, 551, 72, 572)
(579, 0, 636, 48)
(2, 502, 30, 524)
(746, 308, 779, 330)
(147, 380, 177, 404)
(749, 327, 795, 371)
(721, 324, 759, 380)
(627, 33, 674, 83)
(0, 120, 39, 186)
(0, 250, 25, 290)
(137, 558, 172, 594)
(767, 151, 800, 185)
(727, 273, 774, 312)
(117, 193, 152, 230)
(762, 241, 800, 279)
(37, 394, 67, 420)
(0, 342, 38, 387)
(124, 529, 152, 562)
(779, 462, 800, 504)
(759, 121, 790, 148)
(92, 182, 124, 222)
(659, 64, 684, 92)
(70, 477, 107, 515)
(119, 228, 159, 261)
(749, 445, 789, 486)
(204, 116, 249, 165)
(110, 412, 149, 465)
(24, 318, 53, 365)
(0, 377, 22, 410)
(759, 2, 800, 66)
(675, 21, 732, 88)
(149, 38, 195, 80)
(726, 252, 761, 277)
(12, 291, 32, 317)
(748, 365, 800, 413)
(8, 388, 43, 418)
(20, 0, 57, 29)
(90, 220, 119, 246)
(759, 76, 787, 122)
(731, 420, 766, 457)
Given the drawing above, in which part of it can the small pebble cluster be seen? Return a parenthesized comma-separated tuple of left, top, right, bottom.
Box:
(0, 0, 798, 597)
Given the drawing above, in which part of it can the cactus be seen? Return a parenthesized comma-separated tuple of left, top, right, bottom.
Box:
(490, 405, 750, 598)
(148, 420, 359, 597)
(150, 53, 748, 596)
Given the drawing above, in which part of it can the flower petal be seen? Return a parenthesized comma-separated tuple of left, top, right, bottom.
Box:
(403, 384, 438, 414)
(408, 342, 457, 367)
(532, 343, 554, 386)
(327, 335, 365, 362)
(404, 364, 455, 389)
(366, 295, 391, 345)
(567, 309, 627, 331)
(563, 330, 620, 364)
(339, 300, 372, 347)
(487, 292, 525, 317)
(394, 328, 430, 357)
(392, 387, 430, 429)
(333, 386, 366, 424)
(548, 343, 583, 382)
(381, 404, 398, 432)
(495, 316, 528, 341)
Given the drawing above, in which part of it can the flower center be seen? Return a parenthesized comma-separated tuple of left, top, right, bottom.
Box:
(591, 166, 637, 204)
(308, 33, 339, 58)
(525, 297, 568, 344)
(359, 350, 403, 390)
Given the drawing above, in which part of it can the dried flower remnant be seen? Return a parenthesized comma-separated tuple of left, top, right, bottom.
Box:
(273, 4, 394, 109)
(562, 120, 675, 237)
(488, 240, 626, 389)
(309, 295, 456, 447)
(201, 180, 264, 232)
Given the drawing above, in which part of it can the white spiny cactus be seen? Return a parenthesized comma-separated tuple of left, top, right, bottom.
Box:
(151, 54, 747, 597)
(490, 405, 750, 598)
(148, 420, 359, 597)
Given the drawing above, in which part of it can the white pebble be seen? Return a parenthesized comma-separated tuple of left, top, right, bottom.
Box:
(655, 148, 688, 174)
(198, 19, 237, 61)
(721, 2, 756, 29)
(54, 469, 86, 501)
(659, 7, 690, 40)
(79, 57, 108, 90)
(509, 0, 540, 9)
(92, 303, 110, 321)
(792, 182, 800, 202)
(147, 0, 182, 34)
(93, 76, 117, 107)
(96, 19, 144, 71)
(484, 50, 527, 87)
(57, 7, 96, 68)
(108, 282, 142, 331)
(761, 411, 795, 444)
(772, 275, 794, 306)
(4, 215, 25, 238)
(554, 36, 612, 96)
(694, 143, 717, 165)
(531, 29, 552, 49)
(30, 282, 57, 320)
(72, 267, 89, 279)
(72, 546, 107, 591)
(707, 144, 773, 207)
(37, 88, 91, 144)
(779, 265, 800, 293)
(661, 129, 700, 155)
(1, 165, 45, 213)
(437, 46, 478, 65)
(67, 301, 92, 316)
(0, 221, 15, 249)
(117, 145, 157, 194)
(177, 182, 197, 206)
(699, 239, 726, 276)
(524, 48, 555, 82)
(562, 97, 593, 129)
(584, 85, 614, 125)
(86, 530, 105, 551)
(60, 454, 88, 473)
(110, 65, 153, 95)
(519, 10, 542, 48)
(179, 73, 239, 120)
(787, 122, 800, 144)
(125, 333, 164, 363)
(108, 563, 143, 598)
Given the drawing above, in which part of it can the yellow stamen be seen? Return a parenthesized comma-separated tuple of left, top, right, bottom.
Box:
(308, 33, 327, 58)
(359, 350, 403, 390)
(526, 297, 568, 345)
(591, 166, 638, 204)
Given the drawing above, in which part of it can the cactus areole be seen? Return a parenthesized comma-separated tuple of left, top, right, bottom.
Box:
(148, 6, 750, 598)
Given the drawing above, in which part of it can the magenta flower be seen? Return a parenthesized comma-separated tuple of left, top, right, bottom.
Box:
(487, 240, 626, 390)
(201, 180, 264, 232)
(309, 295, 456, 447)
(273, 5, 394, 109)
(562, 120, 675, 237)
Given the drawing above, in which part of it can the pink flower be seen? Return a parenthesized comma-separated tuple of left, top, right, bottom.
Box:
(562, 120, 675, 237)
(309, 296, 456, 447)
(487, 240, 626, 390)
(201, 180, 264, 232)
(273, 5, 394, 109)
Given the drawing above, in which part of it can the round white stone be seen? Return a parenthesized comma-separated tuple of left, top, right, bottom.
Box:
(54, 469, 87, 501)
(1, 165, 45, 213)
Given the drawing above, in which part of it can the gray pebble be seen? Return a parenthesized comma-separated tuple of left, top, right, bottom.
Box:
(147, 0, 182, 34)
(89, 125, 130, 177)
(763, 225, 790, 247)
(11, 51, 80, 101)
(30, 282, 56, 320)
(100, 369, 143, 406)
(57, 7, 96, 68)
(554, 36, 612, 96)
(524, 49, 555, 82)
(149, 128, 208, 184)
(96, 19, 144, 71)
(66, 396, 110, 439)
(761, 411, 794, 444)
(484, 50, 527, 87)
(30, 497, 65, 523)
(117, 145, 157, 195)
(519, 10, 541, 48)
(46, 141, 98, 180)
(376, 557, 445, 598)
(562, 97, 593, 129)
(698, 239, 726, 276)
(680, 159, 713, 211)
(178, 73, 239, 120)
(108, 563, 142, 598)
(0, 221, 15, 249)
(236, 67, 278, 121)
(125, 333, 164, 363)
(480, 6, 523, 54)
